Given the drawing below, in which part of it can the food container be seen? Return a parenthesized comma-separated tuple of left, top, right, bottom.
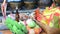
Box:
(34, 19, 60, 34)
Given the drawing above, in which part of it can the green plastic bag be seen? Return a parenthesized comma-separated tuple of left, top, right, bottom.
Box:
(5, 17, 28, 34)
(12, 25, 18, 33)
(22, 25, 28, 34)
(16, 30, 25, 34)
(7, 24, 12, 30)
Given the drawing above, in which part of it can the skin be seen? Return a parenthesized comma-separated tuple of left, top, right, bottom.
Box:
(1, 0, 7, 18)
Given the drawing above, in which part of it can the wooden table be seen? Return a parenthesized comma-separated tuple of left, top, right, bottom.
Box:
(0, 30, 47, 34)
(0, 30, 12, 34)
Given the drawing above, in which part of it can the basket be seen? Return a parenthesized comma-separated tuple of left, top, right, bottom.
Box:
(33, 17, 60, 34)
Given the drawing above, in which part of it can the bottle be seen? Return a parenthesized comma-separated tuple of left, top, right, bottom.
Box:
(15, 8, 20, 22)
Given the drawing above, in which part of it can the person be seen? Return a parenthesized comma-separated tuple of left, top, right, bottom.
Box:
(1, 0, 7, 19)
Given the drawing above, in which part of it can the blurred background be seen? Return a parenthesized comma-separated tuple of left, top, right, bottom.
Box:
(0, 0, 60, 34)
(0, 0, 60, 27)
(0, 0, 53, 16)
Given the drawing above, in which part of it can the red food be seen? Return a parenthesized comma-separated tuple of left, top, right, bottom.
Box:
(54, 12, 60, 16)
(37, 14, 42, 21)
(48, 14, 53, 25)
(35, 8, 42, 21)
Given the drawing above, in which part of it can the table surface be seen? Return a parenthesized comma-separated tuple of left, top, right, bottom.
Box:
(0, 30, 12, 34)
(0, 30, 59, 34)
(0, 30, 46, 34)
(0, 24, 8, 30)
